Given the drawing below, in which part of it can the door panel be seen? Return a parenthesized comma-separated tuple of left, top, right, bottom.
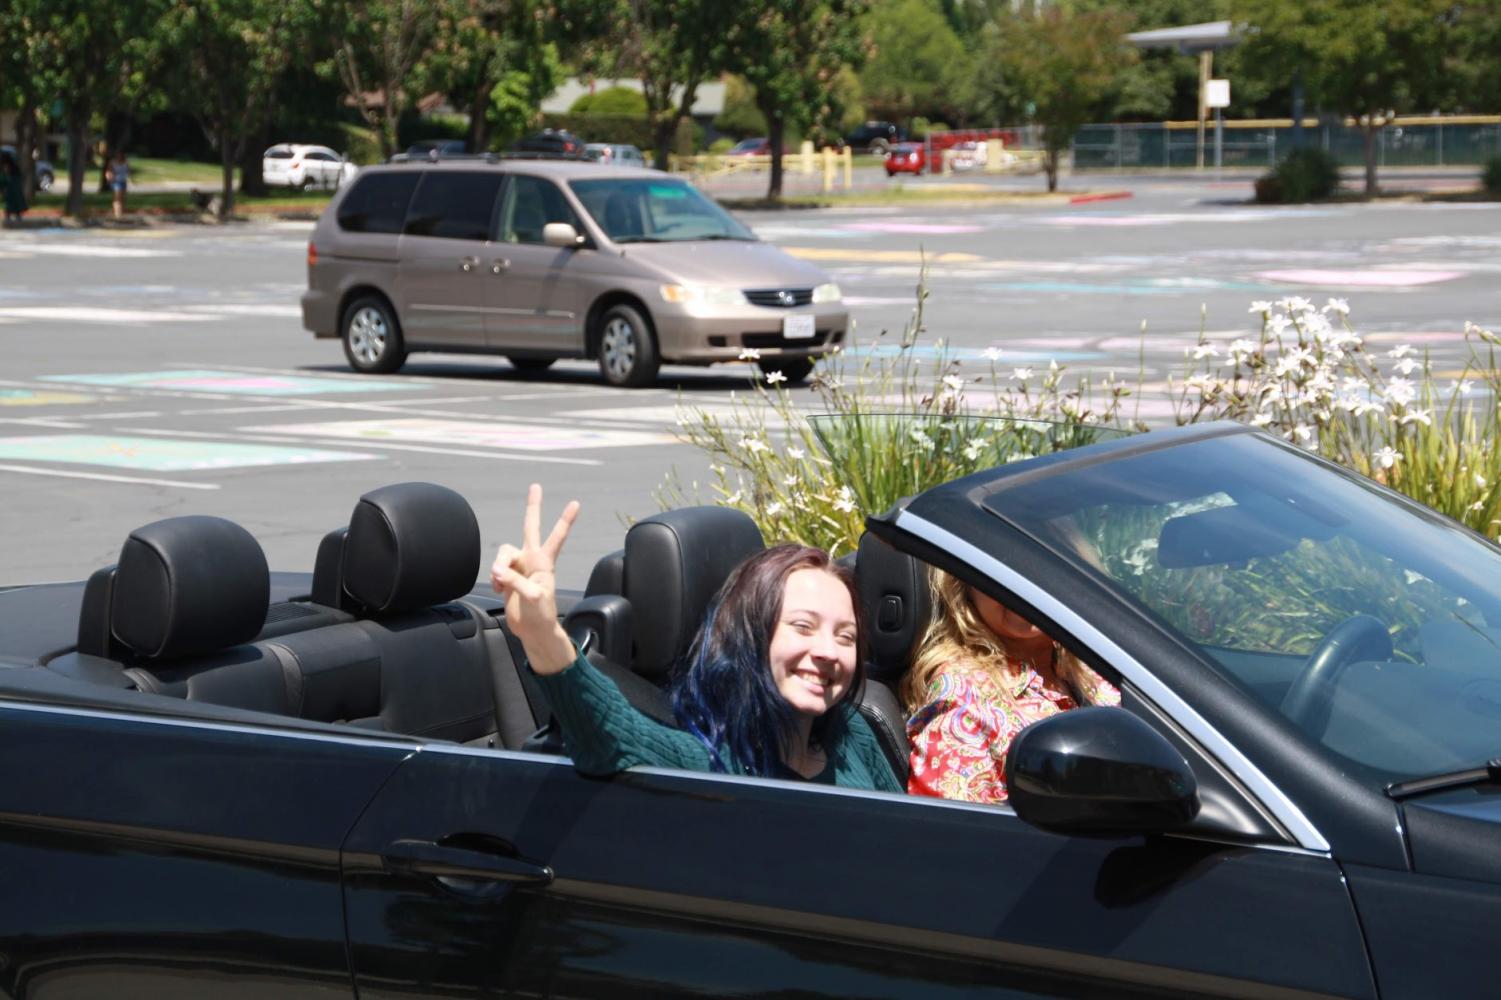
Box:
(487, 176, 588, 353)
(343, 749, 1374, 998)
(397, 171, 505, 348)
(0, 703, 408, 998)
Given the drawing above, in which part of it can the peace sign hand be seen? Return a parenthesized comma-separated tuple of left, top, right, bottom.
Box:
(490, 483, 581, 674)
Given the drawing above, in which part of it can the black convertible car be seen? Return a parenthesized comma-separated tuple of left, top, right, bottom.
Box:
(2, 421, 1497, 998)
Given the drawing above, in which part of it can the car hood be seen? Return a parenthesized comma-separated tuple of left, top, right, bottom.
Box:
(617, 240, 830, 289)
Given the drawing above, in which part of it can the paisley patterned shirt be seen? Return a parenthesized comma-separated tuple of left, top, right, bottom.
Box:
(906, 659, 1120, 803)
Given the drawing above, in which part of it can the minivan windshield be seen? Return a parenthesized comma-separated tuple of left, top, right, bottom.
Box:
(569, 177, 755, 244)
(982, 432, 1501, 786)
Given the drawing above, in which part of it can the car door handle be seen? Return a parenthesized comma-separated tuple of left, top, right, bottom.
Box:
(491, 259, 510, 274)
(459, 256, 479, 272)
(381, 838, 554, 886)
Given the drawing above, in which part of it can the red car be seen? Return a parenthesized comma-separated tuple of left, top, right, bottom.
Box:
(884, 142, 927, 176)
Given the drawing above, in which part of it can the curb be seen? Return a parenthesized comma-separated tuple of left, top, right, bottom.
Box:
(1068, 190, 1134, 205)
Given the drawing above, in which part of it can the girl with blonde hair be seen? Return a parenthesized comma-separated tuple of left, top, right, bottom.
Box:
(903, 567, 1118, 802)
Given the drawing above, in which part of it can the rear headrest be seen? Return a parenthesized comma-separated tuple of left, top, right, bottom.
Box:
(111, 516, 269, 660)
(342, 482, 480, 614)
(855, 532, 932, 684)
(624, 507, 764, 680)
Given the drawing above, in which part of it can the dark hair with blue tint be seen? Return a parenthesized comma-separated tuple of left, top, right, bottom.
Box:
(671, 543, 867, 777)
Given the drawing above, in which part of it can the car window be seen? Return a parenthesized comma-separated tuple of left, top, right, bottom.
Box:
(984, 433, 1501, 782)
(402, 170, 505, 241)
(497, 174, 582, 245)
(337, 172, 421, 234)
(569, 177, 755, 243)
(265, 148, 293, 159)
(307, 151, 335, 162)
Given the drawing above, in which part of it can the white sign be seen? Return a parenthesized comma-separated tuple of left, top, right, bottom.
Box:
(1206, 79, 1231, 109)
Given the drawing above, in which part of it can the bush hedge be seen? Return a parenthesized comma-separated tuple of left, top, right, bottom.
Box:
(1483, 155, 1501, 196)
(1255, 146, 1342, 203)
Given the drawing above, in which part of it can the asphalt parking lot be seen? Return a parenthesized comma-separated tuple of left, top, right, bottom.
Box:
(2, 171, 1497, 586)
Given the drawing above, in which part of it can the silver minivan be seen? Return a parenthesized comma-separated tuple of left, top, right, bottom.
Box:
(301, 160, 847, 386)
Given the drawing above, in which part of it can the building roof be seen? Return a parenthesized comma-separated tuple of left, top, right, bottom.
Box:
(541, 77, 726, 116)
(1126, 20, 1240, 54)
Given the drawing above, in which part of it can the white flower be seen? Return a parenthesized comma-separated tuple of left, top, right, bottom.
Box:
(764, 370, 787, 385)
(1384, 377, 1416, 407)
(738, 436, 770, 454)
(983, 346, 1004, 361)
(1280, 295, 1315, 314)
(1475, 473, 1487, 489)
(1449, 379, 1474, 395)
(1323, 297, 1351, 316)
(1011, 367, 1034, 381)
(1048, 359, 1060, 372)
(963, 440, 986, 461)
(782, 474, 801, 488)
(786, 446, 806, 460)
(1386, 344, 1414, 359)
(1469, 500, 1486, 512)
(765, 501, 786, 517)
(942, 374, 965, 393)
(1374, 446, 1401, 469)
(1190, 343, 1219, 360)
(1399, 408, 1432, 426)
(1228, 339, 1258, 360)
(737, 347, 762, 361)
(1250, 413, 1274, 427)
(908, 428, 935, 451)
(1290, 423, 1314, 442)
(1249, 300, 1273, 314)
(832, 486, 858, 513)
(1267, 314, 1292, 336)
(1391, 357, 1420, 376)
(723, 491, 744, 505)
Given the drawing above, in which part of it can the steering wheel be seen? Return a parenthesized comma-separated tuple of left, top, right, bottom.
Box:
(1279, 614, 1393, 735)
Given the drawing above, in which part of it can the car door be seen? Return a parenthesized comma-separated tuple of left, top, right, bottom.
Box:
(0, 680, 411, 998)
(341, 734, 1373, 998)
(487, 174, 590, 353)
(396, 170, 506, 350)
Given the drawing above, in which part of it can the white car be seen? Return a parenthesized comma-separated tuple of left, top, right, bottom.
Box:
(263, 144, 357, 189)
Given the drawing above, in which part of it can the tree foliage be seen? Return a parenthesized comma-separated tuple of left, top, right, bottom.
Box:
(324, 0, 436, 159)
(859, 0, 969, 123)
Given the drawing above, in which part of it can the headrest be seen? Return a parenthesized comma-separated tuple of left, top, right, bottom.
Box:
(624, 507, 764, 679)
(342, 483, 480, 614)
(855, 532, 932, 684)
(584, 548, 625, 597)
(111, 516, 269, 660)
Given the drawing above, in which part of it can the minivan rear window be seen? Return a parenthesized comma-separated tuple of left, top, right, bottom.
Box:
(403, 171, 504, 241)
(337, 172, 421, 234)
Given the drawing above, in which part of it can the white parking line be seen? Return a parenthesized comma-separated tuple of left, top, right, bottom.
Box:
(0, 463, 220, 490)
(123, 426, 602, 466)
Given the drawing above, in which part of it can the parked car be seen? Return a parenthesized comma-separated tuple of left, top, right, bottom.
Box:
(3, 422, 1499, 996)
(301, 160, 845, 386)
(388, 139, 468, 163)
(511, 129, 585, 157)
(884, 142, 927, 177)
(725, 136, 775, 157)
(583, 142, 646, 167)
(0, 144, 53, 191)
(842, 120, 906, 155)
(263, 143, 356, 188)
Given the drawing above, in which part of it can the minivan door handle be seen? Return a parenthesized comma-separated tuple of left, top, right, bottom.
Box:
(459, 255, 479, 272)
(491, 258, 510, 274)
(381, 838, 554, 886)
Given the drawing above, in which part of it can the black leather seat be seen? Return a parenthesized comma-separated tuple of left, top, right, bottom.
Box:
(74, 515, 298, 715)
(854, 531, 933, 786)
(311, 482, 519, 745)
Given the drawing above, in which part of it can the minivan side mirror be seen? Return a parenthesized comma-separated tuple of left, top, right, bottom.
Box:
(543, 222, 584, 248)
(1006, 707, 1200, 836)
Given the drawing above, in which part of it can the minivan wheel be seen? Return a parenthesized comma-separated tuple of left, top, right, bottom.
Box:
(757, 356, 816, 385)
(508, 356, 556, 374)
(596, 304, 660, 387)
(341, 296, 407, 374)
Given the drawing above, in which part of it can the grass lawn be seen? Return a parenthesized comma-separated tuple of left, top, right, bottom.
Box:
(130, 157, 235, 185)
(28, 187, 334, 219)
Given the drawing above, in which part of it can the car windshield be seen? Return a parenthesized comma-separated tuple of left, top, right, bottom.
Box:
(570, 177, 755, 243)
(982, 431, 1501, 786)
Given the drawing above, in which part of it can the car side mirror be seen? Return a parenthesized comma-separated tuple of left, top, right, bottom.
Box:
(543, 222, 584, 249)
(1006, 707, 1200, 836)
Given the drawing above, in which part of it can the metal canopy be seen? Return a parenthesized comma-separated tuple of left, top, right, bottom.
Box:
(1126, 20, 1239, 54)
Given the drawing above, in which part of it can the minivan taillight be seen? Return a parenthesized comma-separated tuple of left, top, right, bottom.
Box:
(307, 242, 318, 267)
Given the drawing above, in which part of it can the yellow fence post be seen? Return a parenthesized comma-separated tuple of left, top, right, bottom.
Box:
(800, 140, 815, 175)
(842, 146, 852, 189)
(822, 147, 834, 193)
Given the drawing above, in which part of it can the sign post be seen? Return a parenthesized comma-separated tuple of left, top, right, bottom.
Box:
(1206, 78, 1231, 169)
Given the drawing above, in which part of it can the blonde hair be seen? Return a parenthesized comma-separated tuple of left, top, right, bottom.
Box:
(901, 566, 1107, 711)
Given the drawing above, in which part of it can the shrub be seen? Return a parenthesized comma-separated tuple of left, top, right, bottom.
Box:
(1255, 147, 1341, 203)
(708, 136, 736, 154)
(662, 277, 1501, 553)
(1482, 155, 1501, 196)
(570, 87, 648, 116)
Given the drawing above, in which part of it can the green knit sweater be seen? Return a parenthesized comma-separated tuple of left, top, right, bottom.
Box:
(533, 650, 901, 792)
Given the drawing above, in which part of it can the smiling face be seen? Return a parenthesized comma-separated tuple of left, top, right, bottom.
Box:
(768, 568, 858, 718)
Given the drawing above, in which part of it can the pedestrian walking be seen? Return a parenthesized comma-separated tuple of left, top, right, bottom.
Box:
(105, 150, 129, 219)
(1, 151, 26, 224)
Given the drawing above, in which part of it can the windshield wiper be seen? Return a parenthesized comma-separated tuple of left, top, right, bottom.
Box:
(1386, 758, 1501, 799)
(697, 234, 753, 241)
(613, 236, 669, 244)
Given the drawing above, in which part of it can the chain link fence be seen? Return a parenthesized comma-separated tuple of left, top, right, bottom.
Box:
(1049, 117, 1501, 171)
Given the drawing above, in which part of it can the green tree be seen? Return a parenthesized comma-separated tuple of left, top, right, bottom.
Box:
(987, 6, 1136, 191)
(713, 74, 767, 137)
(1236, 0, 1451, 196)
(325, 0, 437, 159)
(0, 0, 49, 200)
(859, 0, 969, 124)
(486, 41, 564, 145)
(160, 0, 313, 218)
(723, 0, 873, 199)
(570, 86, 649, 115)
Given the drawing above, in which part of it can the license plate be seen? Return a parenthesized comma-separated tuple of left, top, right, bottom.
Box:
(783, 314, 815, 340)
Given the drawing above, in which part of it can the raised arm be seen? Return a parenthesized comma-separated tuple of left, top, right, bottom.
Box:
(490, 483, 579, 674)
